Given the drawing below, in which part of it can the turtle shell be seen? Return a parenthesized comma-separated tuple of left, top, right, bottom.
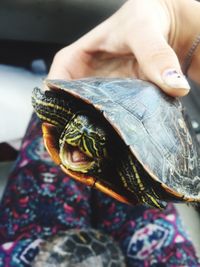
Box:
(43, 78, 200, 205)
(32, 229, 125, 267)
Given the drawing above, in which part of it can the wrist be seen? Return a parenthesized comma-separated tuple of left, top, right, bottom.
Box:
(170, 0, 200, 81)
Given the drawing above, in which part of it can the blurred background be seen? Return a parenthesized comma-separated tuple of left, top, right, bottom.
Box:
(0, 0, 199, 256)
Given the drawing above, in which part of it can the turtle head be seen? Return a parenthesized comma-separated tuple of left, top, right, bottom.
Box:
(59, 114, 109, 175)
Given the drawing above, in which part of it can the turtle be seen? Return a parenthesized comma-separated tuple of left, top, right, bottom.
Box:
(32, 229, 126, 267)
(32, 78, 200, 208)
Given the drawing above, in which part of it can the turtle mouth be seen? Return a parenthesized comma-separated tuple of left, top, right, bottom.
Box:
(59, 144, 95, 173)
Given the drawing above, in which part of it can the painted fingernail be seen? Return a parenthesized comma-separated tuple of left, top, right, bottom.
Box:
(162, 69, 190, 91)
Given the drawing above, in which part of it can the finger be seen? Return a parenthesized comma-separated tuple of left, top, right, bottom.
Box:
(47, 11, 116, 80)
(127, 25, 190, 97)
(48, 47, 74, 80)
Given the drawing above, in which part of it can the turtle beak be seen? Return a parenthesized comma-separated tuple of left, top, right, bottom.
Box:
(59, 143, 95, 174)
(68, 145, 91, 163)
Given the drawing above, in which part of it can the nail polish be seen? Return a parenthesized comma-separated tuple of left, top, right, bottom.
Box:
(162, 69, 190, 90)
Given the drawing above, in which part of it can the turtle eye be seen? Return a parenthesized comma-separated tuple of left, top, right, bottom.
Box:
(60, 114, 108, 159)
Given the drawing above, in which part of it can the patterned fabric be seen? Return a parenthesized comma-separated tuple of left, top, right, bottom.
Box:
(0, 114, 199, 267)
(0, 239, 42, 267)
(94, 194, 199, 266)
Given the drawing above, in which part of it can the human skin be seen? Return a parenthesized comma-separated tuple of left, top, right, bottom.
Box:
(48, 0, 200, 97)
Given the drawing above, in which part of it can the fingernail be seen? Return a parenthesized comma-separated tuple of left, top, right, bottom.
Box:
(162, 69, 190, 91)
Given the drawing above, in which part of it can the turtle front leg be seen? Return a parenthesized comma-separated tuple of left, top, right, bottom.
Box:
(117, 152, 166, 209)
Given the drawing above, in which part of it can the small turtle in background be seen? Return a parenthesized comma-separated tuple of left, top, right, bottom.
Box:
(32, 229, 126, 267)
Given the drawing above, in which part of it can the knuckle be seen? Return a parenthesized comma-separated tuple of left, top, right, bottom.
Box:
(145, 44, 174, 63)
(53, 48, 68, 62)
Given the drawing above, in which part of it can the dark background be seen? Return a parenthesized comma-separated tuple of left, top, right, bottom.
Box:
(0, 0, 125, 68)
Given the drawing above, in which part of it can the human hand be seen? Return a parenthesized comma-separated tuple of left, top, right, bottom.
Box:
(48, 0, 200, 97)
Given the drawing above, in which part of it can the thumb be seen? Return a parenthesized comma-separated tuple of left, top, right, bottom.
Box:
(129, 28, 190, 97)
